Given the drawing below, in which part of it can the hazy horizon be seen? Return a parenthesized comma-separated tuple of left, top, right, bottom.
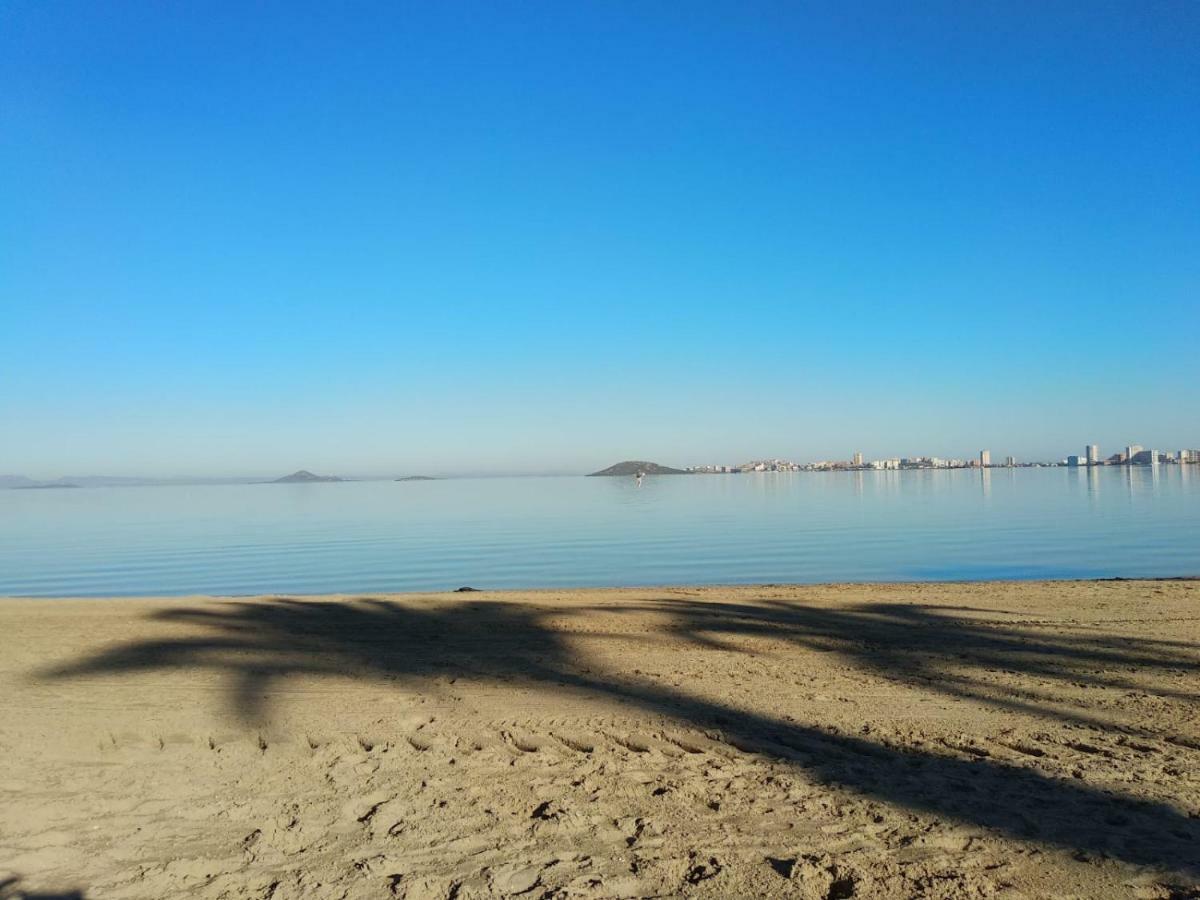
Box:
(3, 4, 1197, 476)
(5, 437, 1200, 483)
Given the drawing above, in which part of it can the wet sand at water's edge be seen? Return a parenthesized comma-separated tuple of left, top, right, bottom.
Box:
(1, 580, 1198, 898)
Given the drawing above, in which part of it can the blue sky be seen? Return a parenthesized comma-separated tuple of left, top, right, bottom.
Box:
(2, 2, 1197, 476)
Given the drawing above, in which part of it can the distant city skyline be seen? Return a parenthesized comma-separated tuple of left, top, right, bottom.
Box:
(6, 439, 1200, 483)
(2, 4, 1197, 477)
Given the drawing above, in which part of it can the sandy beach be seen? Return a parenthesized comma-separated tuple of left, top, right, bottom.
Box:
(1, 580, 1197, 899)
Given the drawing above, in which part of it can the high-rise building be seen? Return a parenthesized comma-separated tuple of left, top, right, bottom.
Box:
(1005, 456, 1016, 467)
(1126, 445, 1143, 465)
(1087, 444, 1099, 465)
(1067, 455, 1084, 467)
(852, 451, 863, 467)
(979, 449, 991, 468)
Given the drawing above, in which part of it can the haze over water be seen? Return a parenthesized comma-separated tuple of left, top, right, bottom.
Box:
(2, 466, 1197, 597)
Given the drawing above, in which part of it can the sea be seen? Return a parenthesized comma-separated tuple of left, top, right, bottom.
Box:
(1, 466, 1197, 597)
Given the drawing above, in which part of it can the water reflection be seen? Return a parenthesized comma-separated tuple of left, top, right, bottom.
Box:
(1086, 465, 1101, 510)
(1, 467, 1198, 596)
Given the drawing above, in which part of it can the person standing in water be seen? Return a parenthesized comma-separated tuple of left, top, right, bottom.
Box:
(635, 470, 644, 487)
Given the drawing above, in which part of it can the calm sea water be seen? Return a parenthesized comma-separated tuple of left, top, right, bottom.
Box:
(1, 467, 1197, 597)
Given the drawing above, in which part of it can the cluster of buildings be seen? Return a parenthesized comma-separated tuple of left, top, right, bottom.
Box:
(1065, 444, 1200, 467)
(695, 450, 1026, 472)
(686, 459, 803, 474)
(686, 455, 999, 473)
(686, 444, 1200, 475)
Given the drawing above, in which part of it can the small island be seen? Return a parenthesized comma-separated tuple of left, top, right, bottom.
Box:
(394, 475, 438, 482)
(588, 460, 689, 477)
(271, 470, 344, 484)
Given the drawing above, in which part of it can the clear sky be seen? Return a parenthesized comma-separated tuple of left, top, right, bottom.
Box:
(2, 2, 1197, 477)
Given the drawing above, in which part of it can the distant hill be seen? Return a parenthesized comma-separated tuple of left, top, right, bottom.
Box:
(3, 475, 81, 489)
(5, 474, 270, 488)
(394, 475, 438, 482)
(272, 470, 344, 483)
(588, 460, 689, 477)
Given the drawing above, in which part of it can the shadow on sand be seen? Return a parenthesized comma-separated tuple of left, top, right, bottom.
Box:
(0, 876, 86, 900)
(43, 593, 1200, 876)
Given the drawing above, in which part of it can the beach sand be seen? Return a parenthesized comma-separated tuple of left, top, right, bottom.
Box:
(1, 581, 1197, 899)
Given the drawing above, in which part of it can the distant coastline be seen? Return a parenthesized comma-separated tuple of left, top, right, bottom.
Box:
(4, 443, 1198, 490)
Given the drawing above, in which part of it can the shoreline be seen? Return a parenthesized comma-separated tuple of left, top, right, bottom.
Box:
(2, 573, 1200, 602)
(3, 579, 1198, 898)
(3, 573, 1198, 603)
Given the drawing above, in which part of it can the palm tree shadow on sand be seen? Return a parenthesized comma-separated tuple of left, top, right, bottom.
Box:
(0, 876, 85, 900)
(42, 594, 1200, 877)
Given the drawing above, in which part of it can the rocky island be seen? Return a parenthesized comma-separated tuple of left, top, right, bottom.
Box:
(271, 470, 344, 484)
(588, 460, 689, 476)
